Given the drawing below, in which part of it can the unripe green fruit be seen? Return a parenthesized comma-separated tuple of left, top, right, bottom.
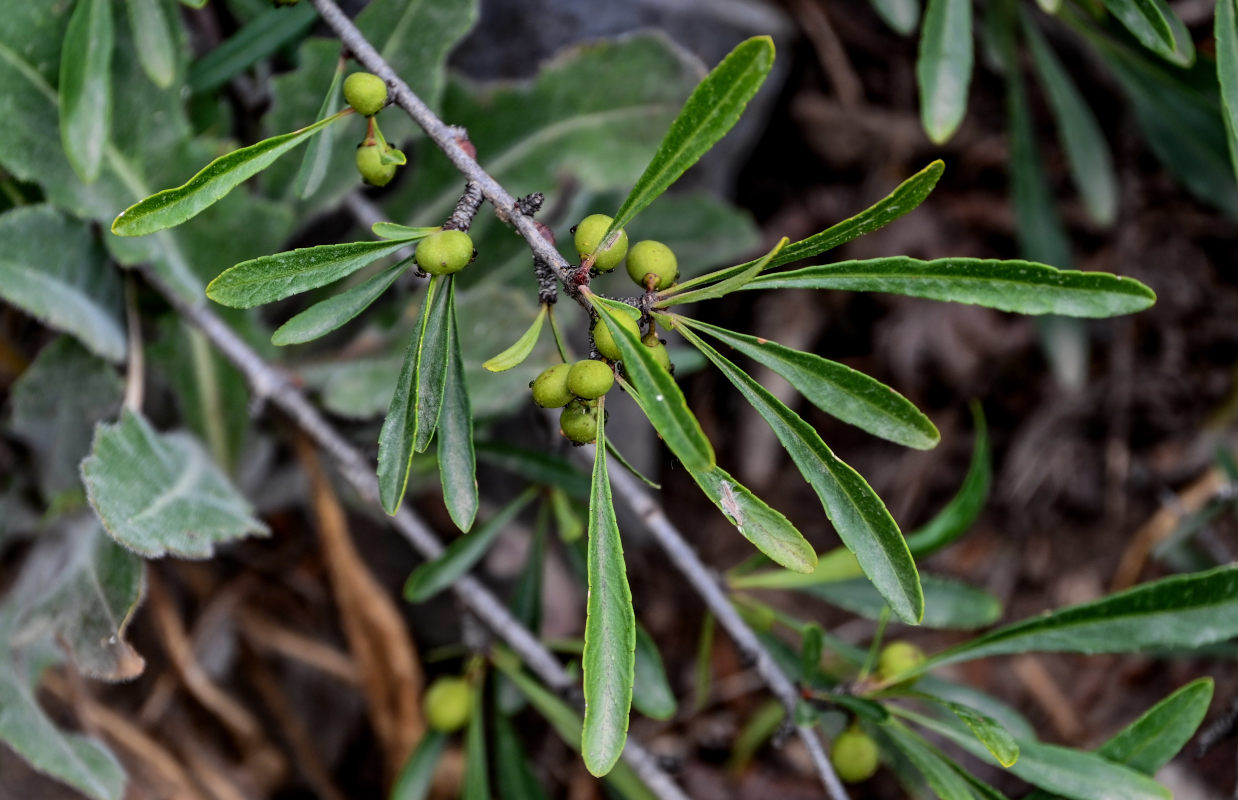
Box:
(356, 143, 396, 187)
(423, 677, 472, 733)
(626, 240, 678, 290)
(343, 72, 388, 116)
(560, 400, 600, 444)
(574, 214, 628, 272)
(531, 363, 573, 408)
(642, 332, 672, 372)
(876, 641, 925, 684)
(592, 310, 641, 361)
(567, 359, 614, 399)
(831, 728, 879, 783)
(415, 230, 474, 275)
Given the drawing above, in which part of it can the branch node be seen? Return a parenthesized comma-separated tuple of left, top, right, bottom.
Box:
(442, 180, 485, 232)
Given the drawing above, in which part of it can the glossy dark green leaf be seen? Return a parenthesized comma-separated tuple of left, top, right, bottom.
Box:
(111, 110, 346, 236)
(475, 442, 590, 498)
(882, 720, 985, 799)
(208, 237, 409, 309)
(389, 730, 447, 800)
(438, 292, 479, 532)
(591, 296, 714, 471)
(1098, 0, 1192, 65)
(607, 36, 774, 234)
(125, 0, 177, 89)
(632, 625, 676, 721)
(483, 305, 546, 372)
(403, 490, 534, 603)
(917, 0, 973, 143)
(378, 276, 453, 514)
(671, 161, 944, 294)
(581, 404, 636, 777)
(271, 260, 406, 345)
(679, 317, 938, 449)
(870, 0, 921, 35)
(462, 687, 489, 800)
(748, 257, 1155, 318)
(294, 55, 345, 199)
(904, 403, 990, 558)
(680, 325, 919, 616)
(493, 711, 550, 800)
(59, 0, 113, 182)
(659, 237, 786, 306)
(804, 575, 999, 630)
(1219, 0, 1238, 181)
(187, 3, 317, 93)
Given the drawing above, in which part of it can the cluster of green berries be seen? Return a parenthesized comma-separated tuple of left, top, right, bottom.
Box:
(573, 214, 679, 291)
(415, 229, 475, 275)
(423, 676, 472, 733)
(531, 360, 615, 444)
(345, 72, 408, 187)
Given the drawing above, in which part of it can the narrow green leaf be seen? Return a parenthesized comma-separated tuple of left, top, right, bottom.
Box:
(590, 295, 714, 471)
(389, 730, 447, 800)
(1098, 0, 1193, 64)
(483, 305, 547, 372)
(604, 437, 661, 490)
(671, 161, 944, 294)
(125, 0, 178, 89)
(748, 257, 1156, 318)
(462, 686, 489, 800)
(917, 0, 973, 143)
(475, 442, 590, 498)
(581, 403, 636, 777)
(728, 700, 786, 771)
(1219, 0, 1238, 182)
(679, 318, 938, 449)
(659, 237, 786, 306)
(805, 574, 999, 629)
(271, 260, 406, 345)
(925, 698, 1020, 767)
(294, 56, 345, 199)
(607, 36, 774, 233)
(550, 488, 585, 543)
(111, 110, 347, 236)
(188, 3, 317, 93)
(632, 625, 676, 721)
(882, 720, 986, 800)
(493, 711, 550, 800)
(208, 237, 409, 309)
(59, 0, 113, 182)
(680, 325, 920, 618)
(438, 291, 479, 531)
(378, 276, 453, 514)
(177, 0, 207, 7)
(904, 402, 990, 558)
(373, 222, 442, 240)
(403, 490, 534, 602)
(870, 0, 922, 35)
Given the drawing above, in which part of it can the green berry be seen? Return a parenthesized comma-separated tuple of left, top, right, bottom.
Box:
(831, 727, 879, 783)
(574, 214, 628, 272)
(876, 641, 925, 684)
(567, 360, 614, 399)
(592, 309, 641, 361)
(415, 230, 474, 275)
(626, 240, 678, 290)
(343, 72, 388, 116)
(531, 363, 573, 408)
(424, 676, 472, 733)
(356, 142, 396, 187)
(642, 331, 672, 372)
(560, 399, 600, 444)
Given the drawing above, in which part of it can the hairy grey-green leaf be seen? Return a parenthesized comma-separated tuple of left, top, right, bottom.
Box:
(271, 260, 407, 345)
(81, 409, 269, 558)
(125, 0, 177, 88)
(59, 0, 113, 182)
(917, 0, 973, 143)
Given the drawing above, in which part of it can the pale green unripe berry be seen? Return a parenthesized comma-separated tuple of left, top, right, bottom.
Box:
(626, 240, 678, 290)
(343, 72, 388, 116)
(831, 727, 879, 783)
(424, 677, 472, 733)
(531, 363, 573, 408)
(876, 641, 925, 684)
(356, 143, 396, 186)
(574, 214, 628, 272)
(642, 331, 672, 372)
(592, 310, 641, 361)
(415, 230, 474, 275)
(560, 400, 600, 444)
(567, 360, 614, 399)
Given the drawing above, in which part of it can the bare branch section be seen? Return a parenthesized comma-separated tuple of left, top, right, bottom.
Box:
(308, 0, 850, 795)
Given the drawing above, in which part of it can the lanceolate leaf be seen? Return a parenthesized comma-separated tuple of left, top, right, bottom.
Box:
(660, 237, 786, 306)
(438, 292, 479, 531)
(679, 318, 939, 449)
(271, 260, 407, 345)
(1218, 0, 1238, 181)
(632, 625, 677, 721)
(581, 403, 636, 778)
(903, 402, 990, 557)
(59, 0, 113, 182)
(881, 721, 986, 800)
(924, 697, 1020, 767)
(187, 2, 318, 93)
(870, 0, 922, 35)
(389, 729, 447, 800)
(679, 325, 917, 617)
(462, 685, 489, 800)
(208, 237, 412, 309)
(805, 574, 999, 629)
(1099, 0, 1193, 65)
(373, 222, 442, 240)
(378, 276, 453, 514)
(607, 36, 774, 234)
(81, 409, 269, 558)
(671, 161, 944, 294)
(294, 55, 345, 199)
(475, 442, 590, 498)
(111, 110, 347, 236)
(748, 257, 1156, 317)
(917, 0, 973, 143)
(591, 295, 714, 471)
(483, 305, 547, 372)
(125, 0, 177, 89)
(493, 711, 550, 800)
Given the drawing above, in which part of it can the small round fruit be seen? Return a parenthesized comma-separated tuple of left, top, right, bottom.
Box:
(876, 641, 925, 683)
(356, 143, 396, 186)
(423, 677, 472, 733)
(560, 400, 600, 444)
(642, 331, 672, 372)
(531, 363, 573, 408)
(567, 360, 614, 399)
(592, 310, 641, 361)
(574, 214, 628, 272)
(415, 229, 474, 275)
(343, 72, 388, 116)
(626, 240, 678, 290)
(831, 727, 879, 784)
